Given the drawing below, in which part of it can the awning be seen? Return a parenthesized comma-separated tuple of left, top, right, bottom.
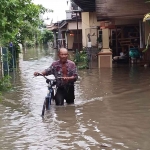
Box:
(72, 0, 95, 12)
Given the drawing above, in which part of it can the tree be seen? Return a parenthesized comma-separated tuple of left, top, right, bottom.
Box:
(41, 29, 54, 44)
(0, 0, 53, 46)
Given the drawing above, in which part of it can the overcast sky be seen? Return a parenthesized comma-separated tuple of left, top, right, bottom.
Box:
(33, 0, 69, 24)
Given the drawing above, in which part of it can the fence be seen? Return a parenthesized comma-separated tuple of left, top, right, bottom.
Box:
(0, 47, 17, 76)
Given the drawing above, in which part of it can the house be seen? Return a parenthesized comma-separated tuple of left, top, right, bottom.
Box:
(72, 0, 150, 67)
(47, 0, 82, 51)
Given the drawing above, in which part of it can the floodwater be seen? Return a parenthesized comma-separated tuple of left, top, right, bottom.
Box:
(0, 45, 150, 150)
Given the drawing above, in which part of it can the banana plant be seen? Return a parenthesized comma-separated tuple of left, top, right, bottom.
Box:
(142, 13, 150, 52)
(142, 33, 150, 52)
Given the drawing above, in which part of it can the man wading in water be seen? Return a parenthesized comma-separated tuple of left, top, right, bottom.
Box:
(34, 48, 78, 105)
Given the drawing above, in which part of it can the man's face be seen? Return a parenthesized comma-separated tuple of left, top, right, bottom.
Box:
(58, 50, 68, 63)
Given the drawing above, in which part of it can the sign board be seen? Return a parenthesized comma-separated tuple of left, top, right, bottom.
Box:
(100, 21, 115, 29)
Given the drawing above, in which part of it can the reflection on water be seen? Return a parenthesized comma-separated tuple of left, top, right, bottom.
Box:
(0, 46, 150, 149)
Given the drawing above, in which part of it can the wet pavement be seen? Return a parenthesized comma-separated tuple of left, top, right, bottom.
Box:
(0, 45, 150, 150)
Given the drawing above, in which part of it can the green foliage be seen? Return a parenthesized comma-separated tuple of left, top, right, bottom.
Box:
(16, 21, 38, 46)
(0, 75, 11, 91)
(0, 75, 12, 101)
(145, 0, 150, 3)
(0, 0, 53, 46)
(74, 49, 89, 69)
(13, 41, 21, 57)
(25, 41, 35, 47)
(143, 12, 150, 53)
(40, 29, 54, 44)
(0, 92, 2, 101)
(0, 0, 54, 98)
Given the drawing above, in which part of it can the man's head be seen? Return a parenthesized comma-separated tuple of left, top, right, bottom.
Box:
(58, 48, 69, 63)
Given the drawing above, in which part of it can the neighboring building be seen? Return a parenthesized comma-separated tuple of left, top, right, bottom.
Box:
(47, 0, 82, 51)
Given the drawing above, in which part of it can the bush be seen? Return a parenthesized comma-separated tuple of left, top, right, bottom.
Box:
(0, 75, 12, 101)
(74, 50, 89, 69)
(0, 75, 12, 91)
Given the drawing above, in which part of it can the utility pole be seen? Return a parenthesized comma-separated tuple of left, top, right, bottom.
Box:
(75, 11, 79, 51)
(73, 10, 81, 51)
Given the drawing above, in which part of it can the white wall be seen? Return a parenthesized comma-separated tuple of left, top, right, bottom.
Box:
(68, 22, 82, 30)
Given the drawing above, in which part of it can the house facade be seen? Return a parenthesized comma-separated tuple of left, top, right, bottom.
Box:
(72, 0, 150, 67)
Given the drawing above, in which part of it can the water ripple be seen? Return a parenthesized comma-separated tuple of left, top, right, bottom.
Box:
(1, 49, 150, 149)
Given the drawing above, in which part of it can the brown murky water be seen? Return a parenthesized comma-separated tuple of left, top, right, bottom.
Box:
(1, 45, 150, 150)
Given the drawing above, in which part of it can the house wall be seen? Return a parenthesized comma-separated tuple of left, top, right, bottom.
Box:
(67, 30, 82, 50)
(89, 12, 100, 26)
(81, 12, 100, 47)
(67, 33, 74, 49)
(89, 13, 100, 46)
(68, 22, 82, 30)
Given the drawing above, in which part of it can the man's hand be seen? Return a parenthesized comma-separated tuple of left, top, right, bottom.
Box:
(34, 72, 40, 76)
(63, 76, 74, 80)
(34, 71, 46, 77)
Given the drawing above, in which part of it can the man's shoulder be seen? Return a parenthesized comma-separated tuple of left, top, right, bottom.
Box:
(67, 60, 75, 65)
(52, 60, 60, 66)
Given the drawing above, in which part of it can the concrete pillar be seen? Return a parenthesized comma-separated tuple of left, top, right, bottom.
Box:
(81, 12, 90, 47)
(57, 30, 62, 49)
(98, 28, 112, 68)
(53, 32, 57, 49)
(139, 20, 144, 48)
(65, 32, 68, 49)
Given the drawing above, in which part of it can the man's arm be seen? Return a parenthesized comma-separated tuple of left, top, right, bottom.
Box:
(34, 64, 54, 76)
(41, 70, 47, 76)
(34, 70, 48, 76)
